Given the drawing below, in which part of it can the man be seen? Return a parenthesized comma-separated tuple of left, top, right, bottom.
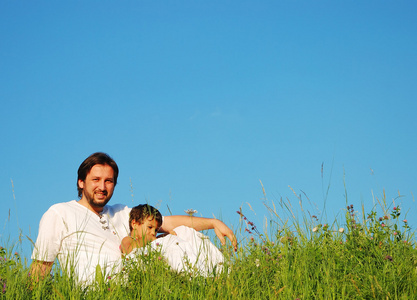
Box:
(30, 152, 237, 284)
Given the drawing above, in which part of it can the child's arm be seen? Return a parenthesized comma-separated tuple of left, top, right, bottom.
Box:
(121, 236, 134, 255)
(121, 236, 153, 255)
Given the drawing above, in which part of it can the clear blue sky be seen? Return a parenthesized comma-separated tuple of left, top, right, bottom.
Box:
(1, 1, 416, 259)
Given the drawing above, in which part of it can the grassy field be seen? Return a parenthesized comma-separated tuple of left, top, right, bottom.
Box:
(1, 193, 417, 299)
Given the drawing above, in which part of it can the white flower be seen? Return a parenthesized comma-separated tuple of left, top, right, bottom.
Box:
(312, 227, 318, 232)
(184, 209, 198, 216)
(339, 228, 344, 233)
(255, 259, 260, 267)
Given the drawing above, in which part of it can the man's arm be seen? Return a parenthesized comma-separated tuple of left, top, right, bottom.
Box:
(30, 207, 61, 281)
(29, 260, 53, 281)
(160, 215, 237, 251)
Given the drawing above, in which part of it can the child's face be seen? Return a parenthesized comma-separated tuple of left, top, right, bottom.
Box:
(132, 216, 159, 243)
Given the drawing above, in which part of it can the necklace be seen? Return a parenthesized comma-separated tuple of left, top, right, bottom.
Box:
(98, 213, 110, 230)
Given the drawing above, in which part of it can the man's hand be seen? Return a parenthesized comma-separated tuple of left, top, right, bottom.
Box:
(161, 215, 237, 251)
(29, 260, 53, 282)
(213, 219, 237, 252)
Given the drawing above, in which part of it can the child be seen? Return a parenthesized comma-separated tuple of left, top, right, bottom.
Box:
(121, 204, 225, 277)
(121, 204, 163, 255)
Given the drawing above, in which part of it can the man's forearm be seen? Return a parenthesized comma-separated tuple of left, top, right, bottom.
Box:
(161, 215, 215, 233)
(29, 260, 53, 281)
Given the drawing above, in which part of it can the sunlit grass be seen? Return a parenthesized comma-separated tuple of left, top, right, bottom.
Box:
(1, 188, 417, 299)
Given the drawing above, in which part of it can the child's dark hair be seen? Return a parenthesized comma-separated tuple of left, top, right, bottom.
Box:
(129, 204, 163, 232)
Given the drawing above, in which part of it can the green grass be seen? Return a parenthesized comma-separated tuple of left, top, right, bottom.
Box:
(1, 193, 417, 299)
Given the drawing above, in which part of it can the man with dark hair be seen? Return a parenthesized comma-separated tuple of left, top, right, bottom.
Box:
(30, 152, 236, 284)
(76, 152, 119, 198)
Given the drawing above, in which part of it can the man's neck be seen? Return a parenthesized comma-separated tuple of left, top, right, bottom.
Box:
(77, 198, 104, 215)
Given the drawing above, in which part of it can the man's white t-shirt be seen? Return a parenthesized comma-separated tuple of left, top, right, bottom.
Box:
(31, 200, 131, 284)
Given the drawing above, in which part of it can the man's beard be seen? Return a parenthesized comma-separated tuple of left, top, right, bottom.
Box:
(83, 189, 112, 208)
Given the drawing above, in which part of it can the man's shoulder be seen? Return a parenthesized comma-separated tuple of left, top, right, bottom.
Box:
(44, 200, 87, 217)
(47, 200, 78, 211)
(104, 203, 131, 216)
(106, 203, 129, 209)
(39, 201, 80, 223)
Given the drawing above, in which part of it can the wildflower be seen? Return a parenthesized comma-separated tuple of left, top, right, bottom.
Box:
(312, 227, 318, 232)
(403, 219, 408, 223)
(384, 215, 389, 220)
(184, 209, 197, 216)
(381, 223, 386, 227)
(384, 255, 393, 261)
(393, 207, 397, 210)
(107, 276, 111, 280)
(158, 256, 162, 261)
(255, 259, 260, 267)
(338, 228, 344, 233)
(393, 232, 398, 236)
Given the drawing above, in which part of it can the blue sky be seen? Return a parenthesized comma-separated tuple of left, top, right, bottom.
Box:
(1, 1, 416, 258)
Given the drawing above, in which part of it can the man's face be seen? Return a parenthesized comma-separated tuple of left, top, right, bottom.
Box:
(78, 164, 115, 210)
(132, 216, 159, 244)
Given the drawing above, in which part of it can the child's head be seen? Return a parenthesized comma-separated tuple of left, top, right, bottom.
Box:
(129, 204, 163, 233)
